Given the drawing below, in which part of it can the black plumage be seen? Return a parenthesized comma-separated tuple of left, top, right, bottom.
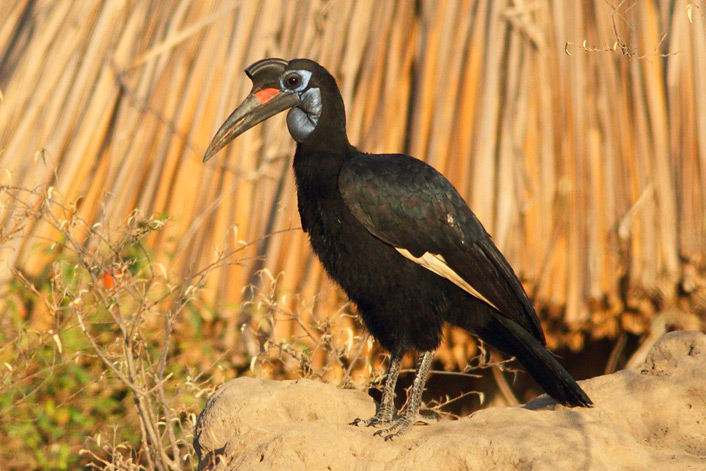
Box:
(204, 58, 592, 440)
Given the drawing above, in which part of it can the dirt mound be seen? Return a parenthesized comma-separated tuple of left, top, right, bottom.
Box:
(194, 331, 706, 470)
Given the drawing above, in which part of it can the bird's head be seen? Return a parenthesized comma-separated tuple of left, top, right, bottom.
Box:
(203, 58, 347, 162)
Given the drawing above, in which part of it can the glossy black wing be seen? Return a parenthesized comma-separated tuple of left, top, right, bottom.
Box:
(338, 153, 544, 342)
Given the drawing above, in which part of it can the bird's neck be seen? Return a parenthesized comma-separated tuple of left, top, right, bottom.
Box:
(292, 141, 355, 197)
(297, 86, 351, 151)
(291, 98, 354, 192)
(291, 85, 355, 195)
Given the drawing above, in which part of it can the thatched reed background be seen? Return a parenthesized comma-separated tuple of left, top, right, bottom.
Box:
(1, 0, 706, 359)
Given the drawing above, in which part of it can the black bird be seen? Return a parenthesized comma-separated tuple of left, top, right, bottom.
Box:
(204, 58, 592, 439)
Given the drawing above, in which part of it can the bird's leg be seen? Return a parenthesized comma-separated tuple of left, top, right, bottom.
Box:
(374, 350, 434, 440)
(350, 348, 403, 427)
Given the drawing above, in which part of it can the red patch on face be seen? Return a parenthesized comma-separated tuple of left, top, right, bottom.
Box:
(254, 88, 280, 104)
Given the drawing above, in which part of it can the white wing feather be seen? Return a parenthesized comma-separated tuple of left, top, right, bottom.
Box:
(395, 248, 500, 311)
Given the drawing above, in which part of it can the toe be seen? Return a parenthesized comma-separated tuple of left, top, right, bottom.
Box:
(372, 415, 414, 439)
(350, 411, 396, 428)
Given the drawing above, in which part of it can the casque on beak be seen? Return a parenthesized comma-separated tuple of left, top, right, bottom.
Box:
(203, 58, 298, 162)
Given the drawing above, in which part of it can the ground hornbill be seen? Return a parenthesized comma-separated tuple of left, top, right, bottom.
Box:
(204, 58, 592, 440)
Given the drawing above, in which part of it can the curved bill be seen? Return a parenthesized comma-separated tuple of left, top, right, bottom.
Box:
(203, 89, 299, 161)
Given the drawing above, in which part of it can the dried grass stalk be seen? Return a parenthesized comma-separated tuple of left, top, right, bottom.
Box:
(1, 0, 705, 355)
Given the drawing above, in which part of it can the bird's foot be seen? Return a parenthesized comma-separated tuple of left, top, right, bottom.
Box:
(349, 410, 396, 428)
(372, 413, 415, 441)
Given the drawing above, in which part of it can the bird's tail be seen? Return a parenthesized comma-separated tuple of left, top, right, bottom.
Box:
(476, 314, 593, 408)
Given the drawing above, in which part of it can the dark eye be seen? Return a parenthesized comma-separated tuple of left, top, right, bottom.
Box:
(285, 73, 301, 88)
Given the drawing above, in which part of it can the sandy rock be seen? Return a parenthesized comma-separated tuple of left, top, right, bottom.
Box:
(194, 331, 706, 470)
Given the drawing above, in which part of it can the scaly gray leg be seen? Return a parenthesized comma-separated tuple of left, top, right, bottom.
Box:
(350, 348, 403, 427)
(374, 350, 434, 440)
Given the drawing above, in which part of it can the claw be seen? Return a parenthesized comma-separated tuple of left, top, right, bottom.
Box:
(350, 411, 396, 428)
(374, 414, 415, 440)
